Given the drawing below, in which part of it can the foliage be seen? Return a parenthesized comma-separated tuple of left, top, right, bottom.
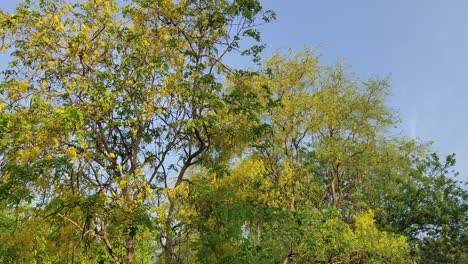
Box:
(0, 0, 466, 263)
(376, 152, 468, 263)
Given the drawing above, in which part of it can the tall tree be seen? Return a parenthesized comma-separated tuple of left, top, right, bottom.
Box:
(184, 50, 419, 263)
(0, 0, 274, 263)
(248, 50, 396, 212)
(1, 1, 465, 263)
(375, 152, 468, 263)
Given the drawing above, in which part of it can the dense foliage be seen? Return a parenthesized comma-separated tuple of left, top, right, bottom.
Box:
(0, 0, 466, 263)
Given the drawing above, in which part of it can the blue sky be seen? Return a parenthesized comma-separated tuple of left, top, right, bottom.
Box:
(1, 1, 467, 182)
(256, 0, 468, 182)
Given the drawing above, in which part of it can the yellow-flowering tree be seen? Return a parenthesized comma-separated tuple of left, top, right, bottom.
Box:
(0, 0, 274, 263)
(1, 1, 466, 263)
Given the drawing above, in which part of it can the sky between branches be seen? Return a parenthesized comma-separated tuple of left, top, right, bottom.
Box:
(1, 0, 467, 182)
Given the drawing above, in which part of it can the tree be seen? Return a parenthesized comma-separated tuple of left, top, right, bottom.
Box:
(183, 50, 419, 263)
(248, 50, 396, 213)
(209, 49, 464, 263)
(1, 1, 466, 263)
(375, 152, 468, 263)
(0, 0, 274, 263)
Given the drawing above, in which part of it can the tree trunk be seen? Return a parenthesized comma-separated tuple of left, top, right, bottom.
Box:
(331, 176, 338, 207)
(126, 231, 135, 264)
(331, 163, 340, 207)
(163, 212, 174, 264)
(164, 235, 174, 264)
(164, 240, 172, 264)
(102, 233, 121, 264)
(283, 252, 293, 264)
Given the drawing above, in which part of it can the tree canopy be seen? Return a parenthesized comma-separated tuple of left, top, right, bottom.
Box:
(0, 1, 466, 263)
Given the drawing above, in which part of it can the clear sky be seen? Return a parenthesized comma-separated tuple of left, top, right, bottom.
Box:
(1, 1, 467, 182)
(257, 0, 468, 182)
